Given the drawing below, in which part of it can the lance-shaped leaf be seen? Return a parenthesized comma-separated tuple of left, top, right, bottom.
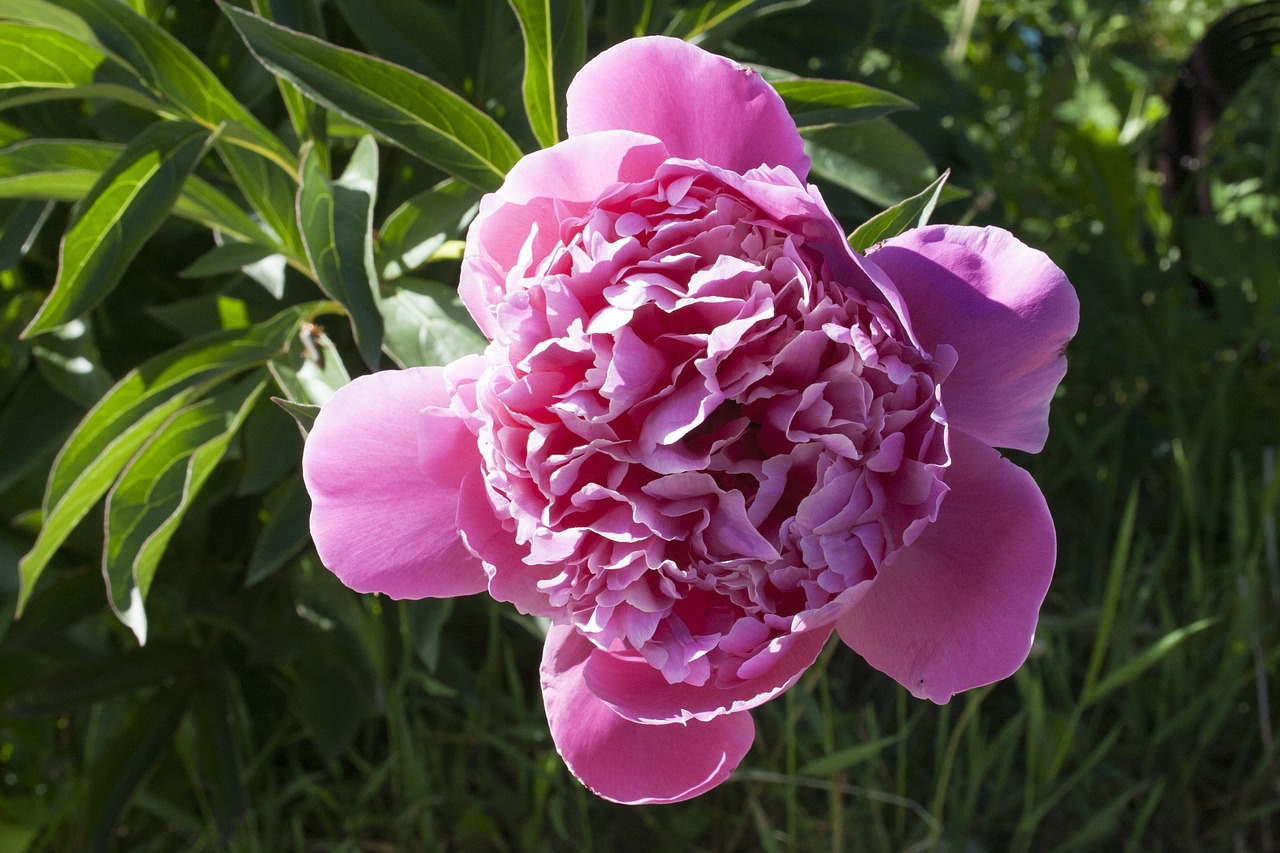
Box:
(0, 23, 105, 90)
(377, 178, 479, 279)
(104, 373, 265, 642)
(380, 278, 486, 369)
(0, 0, 292, 167)
(221, 4, 523, 190)
(23, 121, 214, 337)
(0, 139, 270, 245)
(509, 0, 559, 148)
(297, 137, 383, 367)
(0, 198, 52, 271)
(771, 77, 914, 128)
(848, 170, 952, 252)
(0, 0, 304, 257)
(17, 302, 335, 612)
(802, 119, 938, 208)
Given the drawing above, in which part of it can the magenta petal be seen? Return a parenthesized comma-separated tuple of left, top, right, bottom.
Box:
(456, 469, 558, 616)
(870, 225, 1079, 452)
(460, 131, 670, 338)
(302, 367, 487, 598)
(566, 36, 809, 177)
(541, 625, 755, 804)
(583, 626, 831, 723)
(835, 432, 1056, 703)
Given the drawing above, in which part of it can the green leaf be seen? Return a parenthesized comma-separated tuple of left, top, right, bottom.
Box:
(772, 77, 914, 128)
(0, 0, 293, 168)
(0, 138, 270, 245)
(104, 373, 265, 641)
(270, 397, 320, 434)
(802, 119, 938, 208)
(797, 732, 906, 777)
(80, 682, 191, 853)
(246, 474, 310, 586)
(331, 0, 459, 83)
(377, 178, 479, 279)
(0, 372, 81, 496)
(0, 23, 105, 90)
(179, 241, 279, 280)
(379, 278, 487, 369)
(848, 170, 951, 252)
(17, 302, 334, 613)
(297, 136, 384, 367)
(30, 316, 114, 407)
(0, 198, 52, 271)
(267, 319, 350, 407)
(509, 0, 559, 148)
(221, 4, 523, 190)
(23, 120, 214, 337)
(1081, 617, 1218, 707)
(1, 642, 193, 718)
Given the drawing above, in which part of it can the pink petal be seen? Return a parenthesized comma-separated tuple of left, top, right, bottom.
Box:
(567, 36, 809, 177)
(835, 431, 1056, 703)
(455, 469, 558, 616)
(583, 626, 831, 723)
(302, 367, 487, 598)
(869, 225, 1078, 453)
(460, 131, 670, 338)
(541, 625, 755, 804)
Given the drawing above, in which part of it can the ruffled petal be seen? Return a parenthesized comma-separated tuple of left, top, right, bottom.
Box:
(869, 225, 1078, 453)
(566, 36, 809, 177)
(541, 625, 755, 804)
(302, 366, 487, 598)
(455, 469, 559, 616)
(583, 626, 831, 723)
(460, 131, 669, 338)
(835, 431, 1056, 703)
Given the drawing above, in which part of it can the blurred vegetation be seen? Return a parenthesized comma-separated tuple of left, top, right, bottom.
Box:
(1, 0, 1278, 850)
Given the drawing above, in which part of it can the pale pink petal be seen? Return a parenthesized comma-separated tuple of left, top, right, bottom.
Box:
(583, 626, 831, 723)
(869, 225, 1079, 452)
(460, 131, 670, 338)
(302, 367, 487, 598)
(835, 432, 1056, 703)
(567, 36, 809, 177)
(541, 625, 755, 804)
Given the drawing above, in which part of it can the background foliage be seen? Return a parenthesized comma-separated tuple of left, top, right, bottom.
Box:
(1, 0, 1277, 850)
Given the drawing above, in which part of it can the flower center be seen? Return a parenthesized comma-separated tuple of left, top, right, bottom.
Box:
(470, 160, 950, 686)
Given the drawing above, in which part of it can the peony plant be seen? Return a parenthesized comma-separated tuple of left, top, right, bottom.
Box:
(302, 36, 1079, 804)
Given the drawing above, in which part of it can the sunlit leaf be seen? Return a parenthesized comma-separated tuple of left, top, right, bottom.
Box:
(509, 0, 559, 148)
(379, 277, 486, 369)
(17, 302, 335, 613)
(23, 121, 214, 337)
(104, 373, 265, 641)
(848, 170, 951, 252)
(377, 178, 479, 280)
(297, 136, 383, 367)
(772, 77, 914, 128)
(0, 23, 105, 90)
(222, 4, 523, 190)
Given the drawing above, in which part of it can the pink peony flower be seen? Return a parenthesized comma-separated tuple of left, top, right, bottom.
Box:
(302, 36, 1079, 804)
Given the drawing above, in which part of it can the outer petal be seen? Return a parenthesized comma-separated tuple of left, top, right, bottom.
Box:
(460, 131, 669, 338)
(836, 431, 1056, 704)
(302, 366, 487, 598)
(583, 626, 831, 724)
(869, 225, 1078, 453)
(541, 625, 755, 804)
(567, 36, 809, 177)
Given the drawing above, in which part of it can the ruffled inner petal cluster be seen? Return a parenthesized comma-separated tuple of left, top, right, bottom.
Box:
(447, 157, 953, 688)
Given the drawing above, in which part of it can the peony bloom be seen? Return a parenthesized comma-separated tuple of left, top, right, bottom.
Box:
(302, 36, 1079, 804)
